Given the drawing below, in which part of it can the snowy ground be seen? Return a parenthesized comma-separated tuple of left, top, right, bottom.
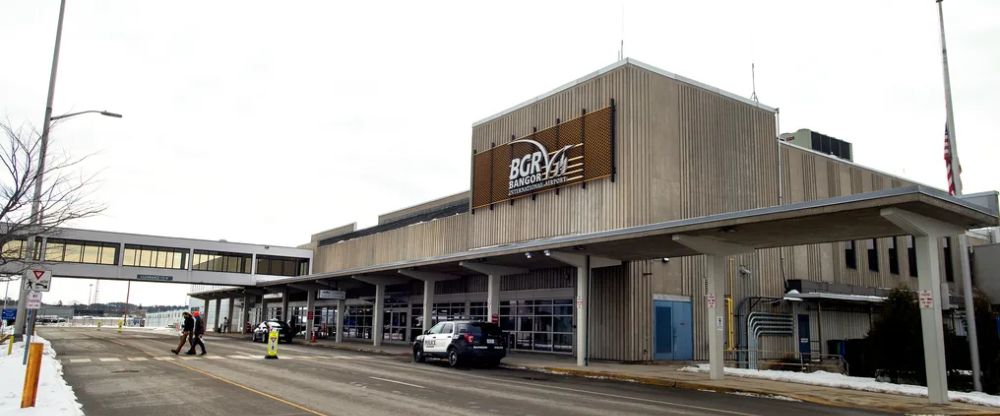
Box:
(0, 336, 84, 416)
(681, 364, 1000, 408)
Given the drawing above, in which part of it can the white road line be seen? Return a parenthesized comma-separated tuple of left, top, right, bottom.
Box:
(230, 355, 254, 360)
(206, 356, 225, 360)
(456, 372, 759, 416)
(68, 358, 91, 363)
(369, 376, 426, 389)
(179, 356, 198, 360)
(127, 357, 149, 362)
(155, 357, 175, 361)
(98, 357, 121, 362)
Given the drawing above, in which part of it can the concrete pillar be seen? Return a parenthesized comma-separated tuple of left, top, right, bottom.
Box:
(487, 275, 500, 322)
(673, 235, 752, 381)
(213, 298, 221, 332)
(226, 297, 235, 332)
(241, 294, 250, 334)
(305, 290, 315, 341)
(705, 254, 726, 380)
(882, 207, 967, 404)
(423, 280, 434, 335)
(281, 289, 290, 324)
(542, 252, 619, 367)
(373, 283, 385, 347)
(335, 299, 345, 343)
(457, 262, 528, 324)
(915, 234, 949, 403)
(576, 258, 590, 367)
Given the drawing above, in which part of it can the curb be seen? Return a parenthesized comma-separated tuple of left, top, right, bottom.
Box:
(499, 364, 995, 415)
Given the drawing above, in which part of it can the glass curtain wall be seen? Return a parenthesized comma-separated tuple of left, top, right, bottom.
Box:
(500, 299, 573, 353)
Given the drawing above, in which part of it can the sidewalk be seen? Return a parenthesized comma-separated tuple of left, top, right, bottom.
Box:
(211, 332, 998, 415)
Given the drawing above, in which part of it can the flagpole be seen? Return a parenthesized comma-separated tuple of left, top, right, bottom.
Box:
(937, 0, 981, 392)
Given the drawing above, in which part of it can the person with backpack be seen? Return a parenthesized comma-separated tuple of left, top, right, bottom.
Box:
(187, 311, 207, 355)
(171, 311, 194, 355)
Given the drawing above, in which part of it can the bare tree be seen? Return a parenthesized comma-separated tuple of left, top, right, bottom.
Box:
(0, 120, 104, 271)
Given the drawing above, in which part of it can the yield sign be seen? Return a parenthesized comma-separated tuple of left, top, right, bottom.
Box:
(23, 269, 52, 292)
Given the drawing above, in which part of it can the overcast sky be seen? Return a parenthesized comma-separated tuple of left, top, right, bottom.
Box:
(1, 0, 997, 308)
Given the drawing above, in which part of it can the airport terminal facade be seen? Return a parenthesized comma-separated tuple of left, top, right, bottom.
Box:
(222, 59, 995, 365)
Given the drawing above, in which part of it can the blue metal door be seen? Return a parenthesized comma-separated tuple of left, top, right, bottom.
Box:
(798, 314, 811, 358)
(654, 300, 693, 360)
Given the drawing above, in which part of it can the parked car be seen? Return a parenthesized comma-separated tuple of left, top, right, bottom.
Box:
(412, 320, 505, 367)
(251, 320, 295, 343)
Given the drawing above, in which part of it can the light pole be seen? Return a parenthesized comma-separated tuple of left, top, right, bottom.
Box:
(12, 0, 121, 337)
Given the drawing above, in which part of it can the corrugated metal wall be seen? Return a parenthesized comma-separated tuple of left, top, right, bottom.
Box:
(469, 65, 678, 248)
(314, 213, 469, 272)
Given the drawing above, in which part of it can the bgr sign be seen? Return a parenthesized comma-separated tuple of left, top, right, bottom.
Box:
(507, 139, 573, 196)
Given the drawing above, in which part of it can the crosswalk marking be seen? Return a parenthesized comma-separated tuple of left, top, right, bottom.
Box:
(62, 354, 336, 365)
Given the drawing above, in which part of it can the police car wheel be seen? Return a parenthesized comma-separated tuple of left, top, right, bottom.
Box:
(413, 347, 425, 363)
(447, 348, 460, 368)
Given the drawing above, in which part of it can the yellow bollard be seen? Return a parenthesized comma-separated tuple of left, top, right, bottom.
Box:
(6, 337, 13, 356)
(265, 329, 279, 359)
(117, 320, 123, 334)
(20, 342, 43, 408)
(97, 321, 102, 331)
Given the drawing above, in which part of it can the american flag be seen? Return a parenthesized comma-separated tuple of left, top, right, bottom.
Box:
(944, 124, 961, 195)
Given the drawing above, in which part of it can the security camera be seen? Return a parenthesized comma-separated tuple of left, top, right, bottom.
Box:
(525, 252, 532, 259)
(738, 265, 752, 277)
(661, 258, 670, 263)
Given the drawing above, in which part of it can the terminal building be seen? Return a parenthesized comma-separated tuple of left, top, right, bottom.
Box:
(6, 60, 996, 383)
(190, 59, 998, 371)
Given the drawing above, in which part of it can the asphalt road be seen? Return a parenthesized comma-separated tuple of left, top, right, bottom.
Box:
(39, 327, 887, 416)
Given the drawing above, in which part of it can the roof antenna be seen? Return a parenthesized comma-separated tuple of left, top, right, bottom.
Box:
(750, 62, 760, 104)
(617, 3, 625, 61)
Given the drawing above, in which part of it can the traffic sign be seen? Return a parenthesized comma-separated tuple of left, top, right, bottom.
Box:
(26, 291, 42, 310)
(1, 308, 15, 321)
(22, 269, 52, 292)
(918, 290, 934, 309)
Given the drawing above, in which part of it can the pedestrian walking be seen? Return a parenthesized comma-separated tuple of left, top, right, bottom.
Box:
(187, 311, 207, 355)
(171, 311, 194, 355)
(222, 316, 229, 333)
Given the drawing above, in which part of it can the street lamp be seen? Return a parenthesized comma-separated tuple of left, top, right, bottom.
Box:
(51, 110, 123, 122)
(12, 0, 121, 338)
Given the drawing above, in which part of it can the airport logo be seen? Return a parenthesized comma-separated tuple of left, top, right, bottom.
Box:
(508, 139, 574, 196)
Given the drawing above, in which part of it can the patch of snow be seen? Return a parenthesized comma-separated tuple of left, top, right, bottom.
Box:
(726, 391, 802, 402)
(0, 336, 84, 416)
(681, 364, 1000, 408)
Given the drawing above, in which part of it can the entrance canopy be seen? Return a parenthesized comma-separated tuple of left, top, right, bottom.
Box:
(227, 185, 995, 293)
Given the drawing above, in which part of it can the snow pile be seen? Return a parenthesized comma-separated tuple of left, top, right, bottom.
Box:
(681, 364, 1000, 408)
(0, 336, 84, 416)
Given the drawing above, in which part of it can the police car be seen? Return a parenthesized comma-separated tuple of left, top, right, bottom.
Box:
(412, 320, 506, 367)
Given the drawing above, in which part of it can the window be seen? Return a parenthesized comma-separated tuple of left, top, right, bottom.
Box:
(123, 245, 187, 270)
(943, 237, 954, 282)
(845, 241, 857, 269)
(907, 236, 918, 277)
(43, 239, 118, 265)
(440, 322, 454, 335)
(888, 238, 900, 275)
(1, 239, 25, 260)
(192, 250, 251, 274)
(501, 298, 573, 354)
(866, 239, 879, 272)
(428, 322, 445, 334)
(256, 255, 310, 277)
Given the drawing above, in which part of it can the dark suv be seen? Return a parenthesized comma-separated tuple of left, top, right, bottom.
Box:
(251, 319, 295, 343)
(412, 320, 506, 367)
